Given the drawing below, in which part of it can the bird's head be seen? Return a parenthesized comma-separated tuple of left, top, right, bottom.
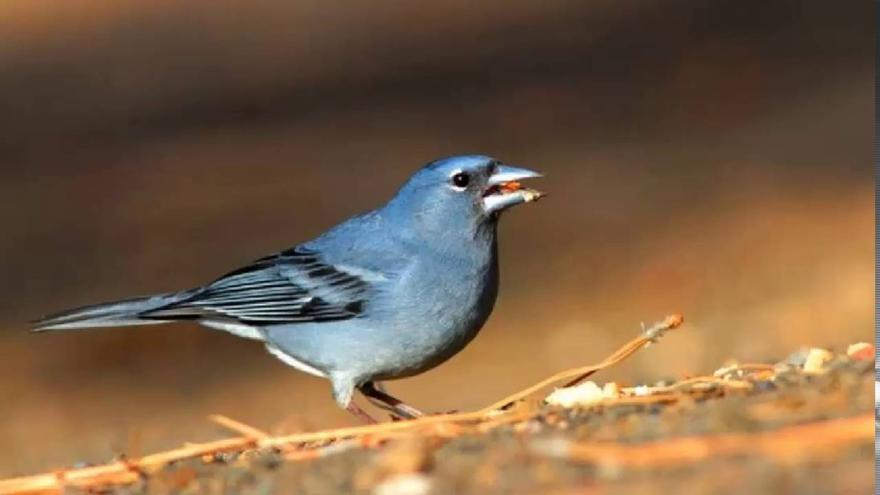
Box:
(385, 155, 545, 236)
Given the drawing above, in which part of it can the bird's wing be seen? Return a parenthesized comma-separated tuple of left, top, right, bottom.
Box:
(141, 247, 373, 325)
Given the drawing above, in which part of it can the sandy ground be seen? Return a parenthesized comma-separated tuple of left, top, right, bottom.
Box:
(2, 333, 871, 494)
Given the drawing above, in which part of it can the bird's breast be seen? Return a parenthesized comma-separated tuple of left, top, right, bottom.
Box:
(369, 244, 498, 376)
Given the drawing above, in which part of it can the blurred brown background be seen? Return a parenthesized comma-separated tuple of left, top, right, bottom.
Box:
(0, 0, 872, 476)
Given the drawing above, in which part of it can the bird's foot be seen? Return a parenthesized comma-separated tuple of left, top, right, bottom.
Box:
(346, 401, 378, 424)
(390, 402, 425, 419)
(359, 381, 426, 420)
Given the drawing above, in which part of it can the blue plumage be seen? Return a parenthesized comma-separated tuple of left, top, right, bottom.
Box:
(33, 155, 544, 422)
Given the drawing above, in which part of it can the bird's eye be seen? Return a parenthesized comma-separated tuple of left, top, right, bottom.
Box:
(451, 172, 470, 188)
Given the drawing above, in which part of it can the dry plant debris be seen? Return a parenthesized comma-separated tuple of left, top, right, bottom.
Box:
(0, 314, 873, 495)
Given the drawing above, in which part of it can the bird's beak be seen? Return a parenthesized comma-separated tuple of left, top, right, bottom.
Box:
(482, 165, 546, 215)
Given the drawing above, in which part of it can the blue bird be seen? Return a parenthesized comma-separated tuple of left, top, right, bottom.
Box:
(33, 155, 545, 422)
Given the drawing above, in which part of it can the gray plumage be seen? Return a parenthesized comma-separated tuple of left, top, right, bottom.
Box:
(33, 155, 544, 420)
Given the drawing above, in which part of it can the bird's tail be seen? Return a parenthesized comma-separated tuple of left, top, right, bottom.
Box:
(31, 291, 193, 331)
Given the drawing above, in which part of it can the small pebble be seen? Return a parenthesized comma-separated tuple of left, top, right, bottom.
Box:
(802, 348, 834, 374)
(373, 473, 433, 495)
(846, 342, 874, 361)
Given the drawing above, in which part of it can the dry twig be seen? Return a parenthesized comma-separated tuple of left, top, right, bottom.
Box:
(0, 315, 686, 494)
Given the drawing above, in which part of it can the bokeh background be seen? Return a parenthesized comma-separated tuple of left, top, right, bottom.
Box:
(0, 0, 872, 475)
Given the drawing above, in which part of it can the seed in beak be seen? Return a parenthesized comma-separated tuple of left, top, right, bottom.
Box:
(500, 181, 522, 193)
(484, 181, 524, 198)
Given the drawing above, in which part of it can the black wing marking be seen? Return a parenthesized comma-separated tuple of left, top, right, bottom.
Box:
(142, 248, 370, 325)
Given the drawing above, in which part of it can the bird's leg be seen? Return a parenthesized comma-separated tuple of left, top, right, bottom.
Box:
(361, 383, 402, 419)
(358, 381, 425, 419)
(345, 400, 378, 424)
